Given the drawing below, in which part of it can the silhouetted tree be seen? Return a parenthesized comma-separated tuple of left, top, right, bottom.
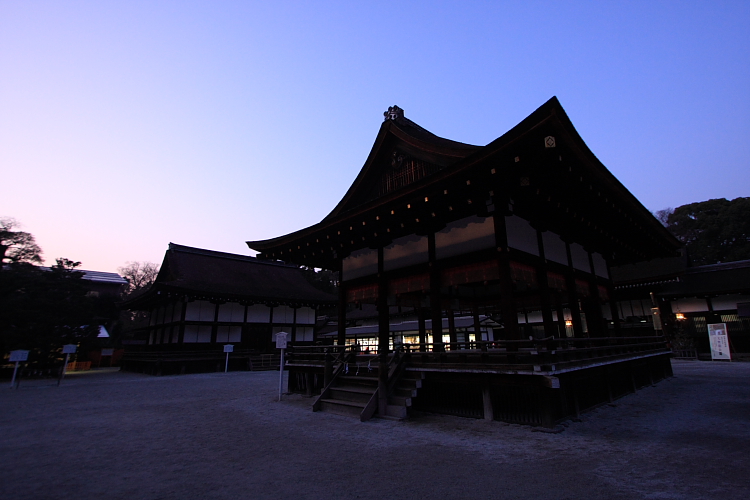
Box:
(118, 261, 160, 298)
(0, 217, 43, 266)
(661, 197, 750, 266)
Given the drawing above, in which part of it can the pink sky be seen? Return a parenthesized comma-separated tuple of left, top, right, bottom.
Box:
(2, 1, 748, 273)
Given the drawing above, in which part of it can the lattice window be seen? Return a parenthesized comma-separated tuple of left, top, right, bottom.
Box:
(377, 154, 443, 197)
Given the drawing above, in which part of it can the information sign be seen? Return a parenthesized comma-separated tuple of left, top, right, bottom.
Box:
(9, 350, 30, 388)
(223, 344, 234, 353)
(9, 350, 29, 362)
(62, 344, 77, 354)
(708, 323, 731, 360)
(275, 332, 289, 401)
(275, 332, 289, 349)
(101, 348, 114, 356)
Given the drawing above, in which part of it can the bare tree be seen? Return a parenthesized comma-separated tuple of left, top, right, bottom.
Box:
(653, 208, 674, 227)
(118, 261, 160, 297)
(0, 217, 43, 265)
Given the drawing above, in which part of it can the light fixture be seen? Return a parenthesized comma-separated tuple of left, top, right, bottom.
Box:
(565, 320, 573, 327)
(675, 313, 686, 320)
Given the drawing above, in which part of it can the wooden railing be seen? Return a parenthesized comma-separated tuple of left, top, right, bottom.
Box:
(289, 336, 670, 374)
(311, 345, 358, 412)
(404, 336, 670, 373)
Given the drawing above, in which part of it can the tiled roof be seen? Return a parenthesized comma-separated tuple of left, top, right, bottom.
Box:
(147, 243, 336, 305)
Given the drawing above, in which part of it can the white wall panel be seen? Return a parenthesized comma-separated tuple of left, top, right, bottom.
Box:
(342, 248, 378, 281)
(570, 243, 590, 272)
(435, 216, 495, 260)
(247, 304, 270, 323)
(218, 302, 245, 322)
(384, 234, 428, 271)
(506, 216, 539, 256)
(672, 297, 709, 313)
(542, 231, 568, 265)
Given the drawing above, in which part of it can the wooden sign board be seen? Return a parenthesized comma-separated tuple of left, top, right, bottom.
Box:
(275, 332, 289, 349)
(101, 348, 115, 356)
(223, 344, 234, 353)
(10, 350, 29, 362)
(708, 323, 731, 360)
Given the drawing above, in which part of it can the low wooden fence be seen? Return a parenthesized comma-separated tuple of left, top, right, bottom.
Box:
(121, 349, 281, 375)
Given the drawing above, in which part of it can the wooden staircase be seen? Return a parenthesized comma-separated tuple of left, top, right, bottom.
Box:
(313, 348, 421, 421)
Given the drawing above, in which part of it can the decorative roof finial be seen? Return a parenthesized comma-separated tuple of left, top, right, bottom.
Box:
(383, 105, 405, 123)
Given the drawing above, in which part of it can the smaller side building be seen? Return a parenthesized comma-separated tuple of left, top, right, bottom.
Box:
(121, 243, 336, 374)
(613, 257, 750, 358)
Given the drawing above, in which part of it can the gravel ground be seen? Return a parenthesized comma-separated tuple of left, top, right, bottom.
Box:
(1, 360, 748, 500)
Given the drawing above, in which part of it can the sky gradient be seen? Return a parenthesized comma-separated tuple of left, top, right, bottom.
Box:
(1, 1, 748, 273)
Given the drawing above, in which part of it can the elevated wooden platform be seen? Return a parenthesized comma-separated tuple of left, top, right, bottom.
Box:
(287, 336, 673, 427)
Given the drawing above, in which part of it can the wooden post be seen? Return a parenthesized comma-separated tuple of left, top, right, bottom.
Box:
(482, 382, 494, 421)
(587, 252, 606, 337)
(337, 259, 347, 346)
(211, 302, 220, 343)
(472, 304, 482, 345)
(564, 242, 584, 338)
(377, 247, 389, 416)
(177, 299, 188, 345)
(323, 348, 333, 388)
(428, 232, 444, 351)
(292, 307, 298, 343)
(418, 306, 427, 352)
(493, 215, 520, 340)
(554, 291, 566, 339)
(536, 229, 557, 340)
(448, 307, 457, 348)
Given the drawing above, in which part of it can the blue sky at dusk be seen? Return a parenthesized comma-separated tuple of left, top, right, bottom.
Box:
(1, 1, 748, 272)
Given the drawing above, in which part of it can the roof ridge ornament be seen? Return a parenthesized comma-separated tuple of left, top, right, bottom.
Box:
(384, 105, 405, 124)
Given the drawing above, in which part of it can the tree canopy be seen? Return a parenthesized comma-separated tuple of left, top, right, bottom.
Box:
(0, 217, 43, 265)
(118, 261, 160, 299)
(662, 197, 750, 266)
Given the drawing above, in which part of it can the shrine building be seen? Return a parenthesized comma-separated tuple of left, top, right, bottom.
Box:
(120, 243, 335, 374)
(246, 97, 680, 426)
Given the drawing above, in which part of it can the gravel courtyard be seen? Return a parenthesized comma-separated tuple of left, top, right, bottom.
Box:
(1, 360, 748, 500)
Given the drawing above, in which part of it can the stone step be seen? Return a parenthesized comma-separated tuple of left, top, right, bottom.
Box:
(384, 404, 408, 420)
(338, 375, 378, 386)
(329, 386, 375, 404)
(387, 395, 412, 407)
(319, 399, 366, 418)
(392, 386, 418, 398)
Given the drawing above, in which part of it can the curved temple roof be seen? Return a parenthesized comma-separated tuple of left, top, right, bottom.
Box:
(247, 97, 681, 269)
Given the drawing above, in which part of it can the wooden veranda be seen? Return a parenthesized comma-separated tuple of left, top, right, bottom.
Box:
(286, 336, 672, 427)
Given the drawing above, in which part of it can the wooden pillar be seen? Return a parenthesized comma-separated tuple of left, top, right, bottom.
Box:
(377, 247, 390, 354)
(536, 230, 557, 339)
(605, 260, 622, 337)
(268, 305, 276, 350)
(177, 299, 187, 345)
(428, 232, 444, 351)
(448, 307, 457, 347)
(417, 306, 427, 352)
(554, 291, 566, 338)
(587, 252, 606, 337)
(291, 307, 298, 343)
(482, 378, 494, 421)
(492, 215, 520, 339)
(337, 260, 347, 346)
(564, 242, 584, 338)
(472, 303, 482, 344)
(377, 247, 389, 416)
(211, 302, 220, 344)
